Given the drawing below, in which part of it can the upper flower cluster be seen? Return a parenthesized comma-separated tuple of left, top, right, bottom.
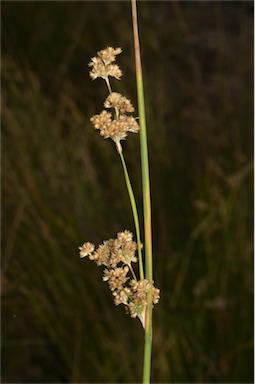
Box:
(88, 47, 140, 149)
(79, 231, 160, 328)
(89, 47, 123, 80)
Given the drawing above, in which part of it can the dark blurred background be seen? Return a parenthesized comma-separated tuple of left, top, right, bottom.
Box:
(1, 1, 253, 383)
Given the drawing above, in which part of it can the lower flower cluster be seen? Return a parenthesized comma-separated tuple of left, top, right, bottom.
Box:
(79, 230, 160, 328)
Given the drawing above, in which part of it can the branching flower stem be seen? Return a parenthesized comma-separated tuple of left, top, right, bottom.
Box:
(105, 76, 112, 94)
(105, 73, 144, 281)
(118, 149, 144, 280)
(105, 77, 119, 119)
(128, 263, 138, 281)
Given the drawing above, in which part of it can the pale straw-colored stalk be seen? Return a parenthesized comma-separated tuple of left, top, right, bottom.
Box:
(131, 0, 153, 382)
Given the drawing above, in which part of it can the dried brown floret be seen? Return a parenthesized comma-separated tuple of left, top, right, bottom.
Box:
(121, 241, 138, 265)
(104, 93, 134, 114)
(90, 110, 111, 131)
(79, 242, 95, 258)
(97, 47, 122, 63)
(103, 266, 129, 291)
(88, 56, 107, 80)
(107, 64, 122, 80)
(113, 288, 131, 306)
(117, 230, 133, 243)
(130, 279, 160, 305)
(118, 115, 140, 133)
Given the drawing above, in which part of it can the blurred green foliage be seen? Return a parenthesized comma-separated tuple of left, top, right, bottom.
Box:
(1, 1, 253, 383)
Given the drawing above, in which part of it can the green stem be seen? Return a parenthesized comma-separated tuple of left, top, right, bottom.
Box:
(131, 0, 153, 383)
(105, 75, 142, 275)
(119, 150, 144, 280)
(143, 323, 153, 383)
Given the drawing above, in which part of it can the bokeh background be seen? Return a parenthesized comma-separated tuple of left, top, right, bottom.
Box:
(1, 1, 253, 383)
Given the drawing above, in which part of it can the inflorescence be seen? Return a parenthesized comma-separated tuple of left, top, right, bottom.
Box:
(79, 47, 160, 328)
(79, 231, 160, 328)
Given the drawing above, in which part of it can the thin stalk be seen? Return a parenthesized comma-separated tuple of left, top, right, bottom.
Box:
(105, 77, 119, 118)
(118, 150, 144, 280)
(105, 75, 142, 273)
(129, 263, 137, 281)
(131, 0, 153, 383)
(105, 76, 112, 94)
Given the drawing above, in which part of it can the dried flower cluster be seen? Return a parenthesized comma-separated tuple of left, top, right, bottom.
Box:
(90, 111, 139, 142)
(79, 231, 160, 328)
(89, 47, 123, 80)
(88, 47, 140, 149)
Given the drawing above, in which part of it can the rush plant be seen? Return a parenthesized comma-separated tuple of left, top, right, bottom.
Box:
(79, 2, 158, 382)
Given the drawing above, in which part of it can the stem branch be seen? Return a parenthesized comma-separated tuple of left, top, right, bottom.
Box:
(119, 150, 144, 280)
